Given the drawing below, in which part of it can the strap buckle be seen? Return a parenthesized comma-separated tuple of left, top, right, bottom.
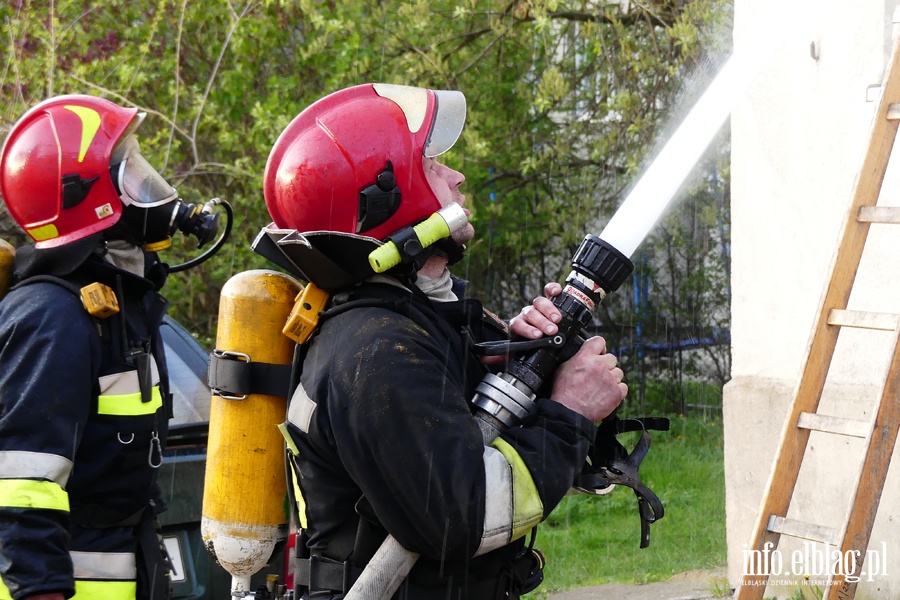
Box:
(300, 555, 356, 593)
(209, 349, 251, 400)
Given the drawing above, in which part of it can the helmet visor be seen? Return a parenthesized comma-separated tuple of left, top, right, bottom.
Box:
(424, 90, 466, 157)
(114, 137, 178, 207)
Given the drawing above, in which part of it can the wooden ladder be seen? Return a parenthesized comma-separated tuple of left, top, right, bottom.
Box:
(734, 35, 900, 600)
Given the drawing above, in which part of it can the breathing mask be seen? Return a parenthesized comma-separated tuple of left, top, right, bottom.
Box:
(109, 136, 232, 271)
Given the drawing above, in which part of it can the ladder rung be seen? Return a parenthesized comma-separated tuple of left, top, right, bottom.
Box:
(797, 412, 871, 438)
(767, 516, 841, 546)
(858, 206, 900, 223)
(887, 103, 900, 119)
(827, 308, 900, 330)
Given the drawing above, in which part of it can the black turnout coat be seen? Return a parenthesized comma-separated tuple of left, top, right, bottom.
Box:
(0, 243, 171, 600)
(284, 280, 596, 599)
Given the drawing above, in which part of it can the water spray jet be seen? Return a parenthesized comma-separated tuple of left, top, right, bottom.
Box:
(600, 54, 740, 258)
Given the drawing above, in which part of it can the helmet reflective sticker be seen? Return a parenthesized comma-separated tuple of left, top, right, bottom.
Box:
(27, 224, 59, 242)
(95, 203, 115, 219)
(424, 90, 466, 157)
(373, 83, 428, 133)
(62, 105, 101, 163)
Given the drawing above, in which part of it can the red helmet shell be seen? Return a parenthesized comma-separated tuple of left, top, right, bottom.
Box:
(0, 95, 139, 248)
(264, 83, 464, 241)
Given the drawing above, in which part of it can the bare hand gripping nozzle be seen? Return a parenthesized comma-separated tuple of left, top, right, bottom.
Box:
(472, 234, 635, 428)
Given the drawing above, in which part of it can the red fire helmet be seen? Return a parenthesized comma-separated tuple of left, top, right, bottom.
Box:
(0, 95, 142, 248)
(264, 83, 466, 241)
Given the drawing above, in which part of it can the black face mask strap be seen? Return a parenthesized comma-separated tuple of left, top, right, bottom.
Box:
(434, 238, 465, 265)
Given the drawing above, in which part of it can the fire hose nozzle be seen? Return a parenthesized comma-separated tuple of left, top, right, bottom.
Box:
(368, 204, 468, 273)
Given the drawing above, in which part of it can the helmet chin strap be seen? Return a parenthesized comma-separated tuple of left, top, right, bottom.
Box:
(433, 238, 465, 266)
(392, 239, 465, 283)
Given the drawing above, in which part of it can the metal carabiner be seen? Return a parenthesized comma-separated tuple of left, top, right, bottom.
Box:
(148, 431, 163, 469)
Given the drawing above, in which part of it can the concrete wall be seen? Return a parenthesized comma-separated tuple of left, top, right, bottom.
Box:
(727, 1, 900, 597)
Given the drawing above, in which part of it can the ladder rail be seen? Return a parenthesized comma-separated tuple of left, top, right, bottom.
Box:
(825, 323, 900, 600)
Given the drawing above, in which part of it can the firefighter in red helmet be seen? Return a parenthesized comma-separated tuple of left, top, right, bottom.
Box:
(258, 84, 627, 599)
(0, 95, 227, 600)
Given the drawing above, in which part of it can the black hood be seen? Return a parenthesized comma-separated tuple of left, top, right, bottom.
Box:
(13, 234, 104, 283)
(13, 234, 168, 292)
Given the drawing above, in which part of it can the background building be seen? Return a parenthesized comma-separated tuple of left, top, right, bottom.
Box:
(727, 1, 900, 597)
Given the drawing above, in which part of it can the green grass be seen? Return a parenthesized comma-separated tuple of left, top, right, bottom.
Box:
(525, 413, 726, 597)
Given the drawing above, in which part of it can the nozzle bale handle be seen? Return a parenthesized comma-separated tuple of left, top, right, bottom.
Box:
(368, 204, 467, 273)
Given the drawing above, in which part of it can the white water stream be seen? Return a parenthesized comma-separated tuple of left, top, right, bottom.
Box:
(599, 52, 747, 258)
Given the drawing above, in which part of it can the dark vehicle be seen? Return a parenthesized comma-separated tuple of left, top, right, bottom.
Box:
(159, 316, 288, 599)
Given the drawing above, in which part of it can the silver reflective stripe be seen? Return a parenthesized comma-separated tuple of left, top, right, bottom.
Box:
(0, 451, 73, 487)
(71, 551, 137, 579)
(476, 446, 513, 556)
(287, 384, 317, 434)
(98, 360, 160, 395)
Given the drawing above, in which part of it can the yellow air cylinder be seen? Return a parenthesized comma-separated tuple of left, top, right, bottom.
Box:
(0, 239, 15, 300)
(201, 269, 301, 593)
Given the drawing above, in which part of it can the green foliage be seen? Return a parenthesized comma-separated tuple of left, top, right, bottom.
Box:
(528, 413, 726, 596)
(1, 0, 733, 376)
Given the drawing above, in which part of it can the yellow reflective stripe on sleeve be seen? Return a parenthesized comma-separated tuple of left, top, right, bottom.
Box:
(0, 450, 73, 486)
(490, 438, 544, 541)
(285, 453, 309, 530)
(279, 422, 309, 529)
(97, 386, 163, 416)
(277, 422, 300, 455)
(0, 574, 11, 600)
(73, 578, 136, 599)
(0, 478, 69, 511)
(290, 468, 308, 530)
